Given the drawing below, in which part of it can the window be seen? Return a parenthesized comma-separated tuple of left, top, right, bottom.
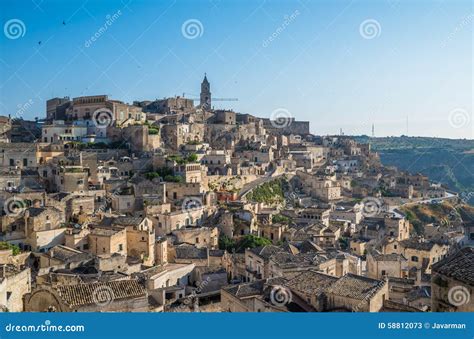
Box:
(411, 256, 419, 262)
(196, 237, 199, 243)
(381, 270, 386, 276)
(118, 244, 123, 251)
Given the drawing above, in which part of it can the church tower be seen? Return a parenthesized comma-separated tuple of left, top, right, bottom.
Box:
(200, 73, 211, 110)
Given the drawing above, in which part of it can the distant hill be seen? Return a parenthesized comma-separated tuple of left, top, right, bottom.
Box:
(354, 136, 474, 205)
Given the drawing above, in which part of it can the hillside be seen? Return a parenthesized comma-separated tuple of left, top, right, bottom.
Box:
(401, 202, 474, 235)
(354, 136, 474, 205)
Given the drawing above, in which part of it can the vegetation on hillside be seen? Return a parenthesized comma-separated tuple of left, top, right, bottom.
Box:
(145, 167, 184, 182)
(272, 214, 290, 224)
(218, 234, 272, 253)
(246, 178, 289, 204)
(401, 201, 469, 235)
(167, 153, 198, 165)
(0, 242, 20, 255)
(354, 136, 474, 205)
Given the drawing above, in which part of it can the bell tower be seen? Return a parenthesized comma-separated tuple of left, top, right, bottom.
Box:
(200, 73, 211, 110)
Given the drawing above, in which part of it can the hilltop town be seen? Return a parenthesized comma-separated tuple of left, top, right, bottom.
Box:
(0, 75, 472, 313)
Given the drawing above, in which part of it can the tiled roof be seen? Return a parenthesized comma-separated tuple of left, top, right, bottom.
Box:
(90, 226, 123, 236)
(370, 251, 406, 262)
(223, 277, 287, 298)
(47, 245, 91, 263)
(286, 270, 337, 295)
(56, 280, 146, 307)
(432, 247, 474, 285)
(399, 239, 441, 251)
(249, 245, 283, 260)
(175, 245, 207, 259)
(328, 273, 385, 300)
(406, 286, 431, 301)
(113, 216, 144, 226)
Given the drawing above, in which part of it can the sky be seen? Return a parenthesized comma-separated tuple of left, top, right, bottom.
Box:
(0, 0, 472, 139)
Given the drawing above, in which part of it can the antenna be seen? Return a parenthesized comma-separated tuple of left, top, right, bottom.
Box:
(372, 123, 375, 137)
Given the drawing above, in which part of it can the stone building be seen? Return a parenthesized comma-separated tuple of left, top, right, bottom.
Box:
(25, 279, 148, 312)
(172, 226, 219, 249)
(367, 251, 408, 279)
(0, 264, 31, 312)
(325, 273, 388, 312)
(383, 238, 450, 275)
(431, 247, 473, 312)
(245, 245, 283, 282)
(88, 226, 127, 257)
(200, 74, 211, 110)
(0, 143, 38, 169)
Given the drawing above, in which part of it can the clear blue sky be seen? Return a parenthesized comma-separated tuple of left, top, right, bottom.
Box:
(0, 0, 472, 138)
